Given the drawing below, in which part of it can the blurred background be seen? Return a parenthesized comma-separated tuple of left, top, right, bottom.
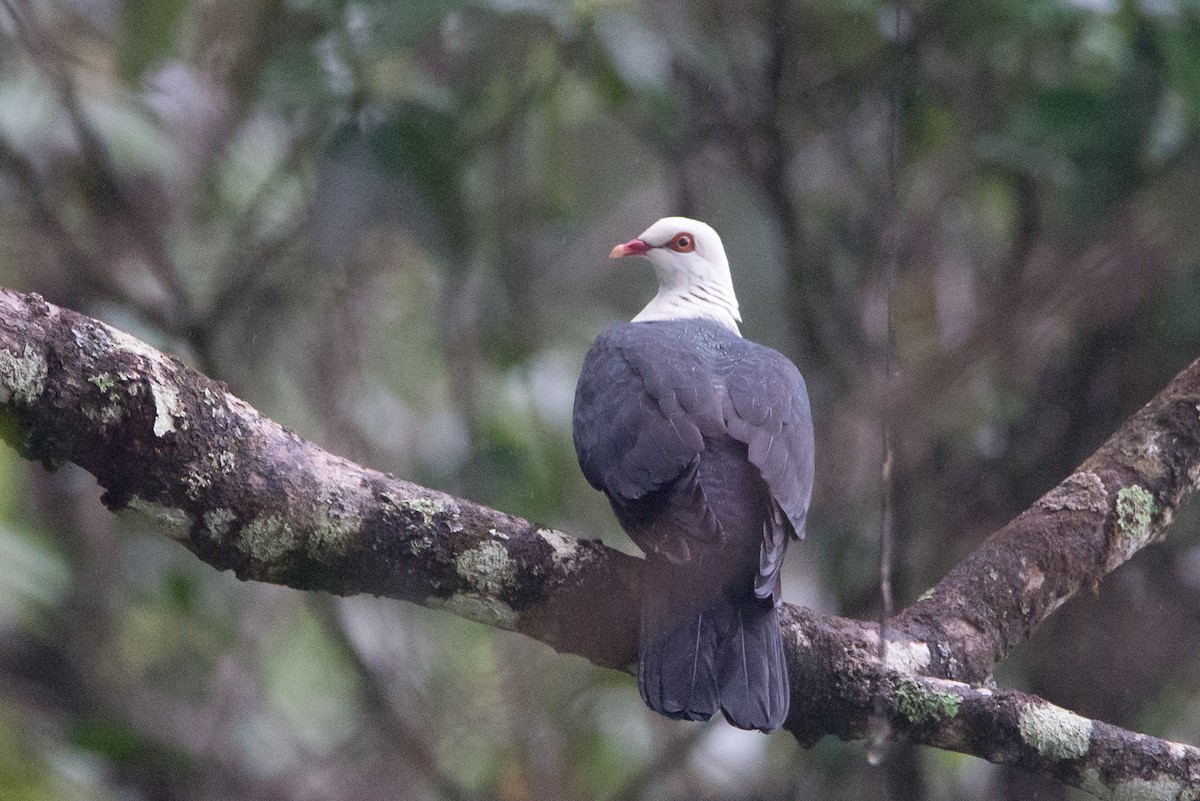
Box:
(2, 0, 1200, 798)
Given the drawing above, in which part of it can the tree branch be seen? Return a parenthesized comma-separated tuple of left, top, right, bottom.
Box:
(0, 286, 1197, 797)
(0, 288, 640, 669)
(893, 361, 1200, 684)
(781, 607, 1200, 796)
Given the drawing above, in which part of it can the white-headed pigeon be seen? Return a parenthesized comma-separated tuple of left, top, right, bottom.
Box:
(573, 217, 814, 732)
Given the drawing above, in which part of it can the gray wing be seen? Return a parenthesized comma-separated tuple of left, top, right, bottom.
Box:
(719, 343, 815, 598)
(573, 326, 726, 558)
(574, 324, 813, 588)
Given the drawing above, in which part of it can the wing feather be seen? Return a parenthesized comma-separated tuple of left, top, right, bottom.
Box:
(573, 323, 725, 552)
(720, 342, 814, 538)
(718, 338, 814, 596)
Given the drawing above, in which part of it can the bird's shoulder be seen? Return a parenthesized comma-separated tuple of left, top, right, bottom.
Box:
(577, 319, 810, 432)
(579, 320, 731, 409)
(587, 318, 734, 363)
(573, 320, 729, 500)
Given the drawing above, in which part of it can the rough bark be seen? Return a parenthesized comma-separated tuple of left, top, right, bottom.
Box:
(0, 286, 1197, 798)
(894, 383, 1200, 684)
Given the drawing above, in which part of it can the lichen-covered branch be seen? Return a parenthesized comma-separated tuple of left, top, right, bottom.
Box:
(1, 286, 1198, 797)
(894, 360, 1200, 684)
(0, 288, 641, 669)
(857, 668, 1200, 798)
(781, 607, 1200, 796)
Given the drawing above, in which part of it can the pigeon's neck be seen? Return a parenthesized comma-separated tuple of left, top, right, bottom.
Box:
(632, 263, 742, 335)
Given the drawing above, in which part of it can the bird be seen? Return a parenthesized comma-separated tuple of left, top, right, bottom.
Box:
(572, 216, 814, 733)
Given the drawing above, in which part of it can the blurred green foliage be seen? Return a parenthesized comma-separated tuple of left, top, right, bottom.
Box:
(3, 0, 1200, 799)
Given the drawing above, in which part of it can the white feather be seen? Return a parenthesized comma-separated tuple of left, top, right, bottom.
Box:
(627, 217, 743, 335)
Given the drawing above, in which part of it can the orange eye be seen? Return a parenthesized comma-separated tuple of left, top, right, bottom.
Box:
(668, 233, 695, 253)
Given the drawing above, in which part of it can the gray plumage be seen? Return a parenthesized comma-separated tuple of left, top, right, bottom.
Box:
(573, 317, 813, 731)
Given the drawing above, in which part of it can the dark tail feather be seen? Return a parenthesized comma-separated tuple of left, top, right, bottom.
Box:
(638, 597, 720, 721)
(716, 601, 789, 732)
(639, 591, 789, 731)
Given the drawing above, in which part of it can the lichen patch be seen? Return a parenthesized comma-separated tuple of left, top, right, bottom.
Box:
(82, 321, 185, 437)
(537, 527, 582, 569)
(239, 514, 299, 562)
(895, 678, 961, 725)
(1018, 702, 1091, 761)
(888, 640, 932, 675)
(866, 631, 931, 675)
(408, 497, 445, 518)
(183, 465, 213, 499)
(406, 495, 459, 524)
(385, 492, 464, 533)
(123, 497, 193, 543)
(1079, 768, 1196, 801)
(456, 539, 517, 598)
(149, 379, 184, 437)
(88, 372, 116, 393)
(311, 502, 361, 555)
(0, 344, 48, 406)
(434, 592, 519, 630)
(1110, 485, 1157, 569)
(203, 508, 236, 540)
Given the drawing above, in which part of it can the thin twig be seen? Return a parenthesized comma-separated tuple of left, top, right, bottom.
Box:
(870, 0, 905, 766)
